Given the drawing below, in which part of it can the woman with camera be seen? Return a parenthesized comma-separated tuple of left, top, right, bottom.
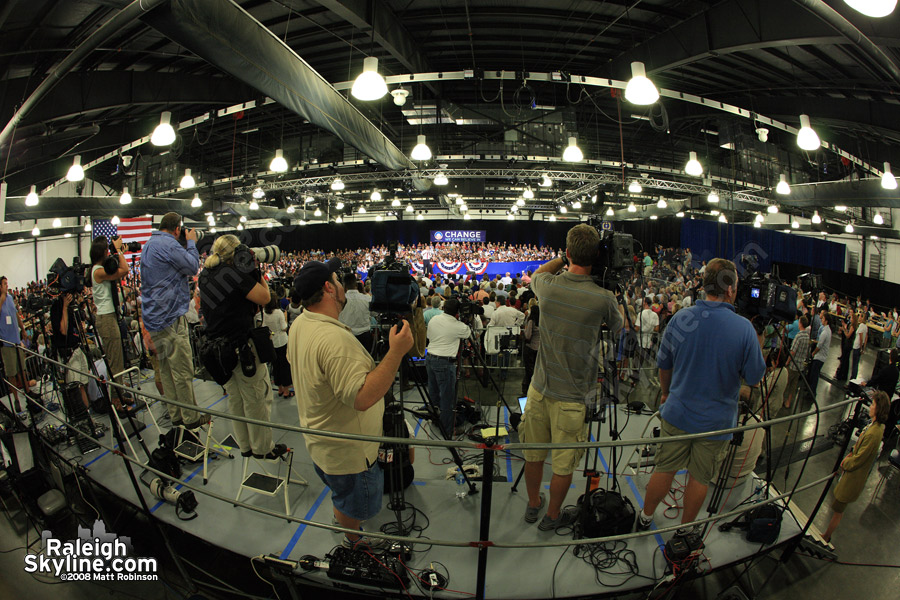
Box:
(198, 235, 286, 460)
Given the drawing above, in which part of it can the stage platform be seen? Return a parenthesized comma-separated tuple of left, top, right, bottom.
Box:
(6, 373, 812, 599)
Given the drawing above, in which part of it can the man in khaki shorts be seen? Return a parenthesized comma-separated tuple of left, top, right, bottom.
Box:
(636, 258, 766, 536)
(521, 225, 624, 531)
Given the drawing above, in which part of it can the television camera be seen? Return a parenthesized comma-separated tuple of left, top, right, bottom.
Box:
(585, 217, 634, 291)
(735, 256, 797, 324)
(47, 257, 90, 295)
(368, 241, 419, 315)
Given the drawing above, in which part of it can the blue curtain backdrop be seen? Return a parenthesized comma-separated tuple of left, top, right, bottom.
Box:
(680, 219, 845, 274)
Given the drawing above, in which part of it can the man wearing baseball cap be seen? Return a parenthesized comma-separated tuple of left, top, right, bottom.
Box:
(287, 258, 413, 551)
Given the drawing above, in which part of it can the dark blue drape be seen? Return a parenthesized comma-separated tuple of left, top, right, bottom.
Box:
(680, 219, 845, 274)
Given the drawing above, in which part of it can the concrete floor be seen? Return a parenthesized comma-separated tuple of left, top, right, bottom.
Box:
(1, 337, 899, 600)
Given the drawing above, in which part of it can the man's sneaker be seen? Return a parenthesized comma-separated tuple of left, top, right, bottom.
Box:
(635, 511, 654, 532)
(254, 444, 288, 460)
(538, 506, 580, 531)
(675, 524, 700, 537)
(524, 493, 546, 524)
(342, 532, 390, 551)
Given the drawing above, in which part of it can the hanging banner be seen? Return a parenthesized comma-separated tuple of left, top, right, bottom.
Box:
(465, 261, 488, 275)
(437, 261, 463, 274)
(430, 230, 486, 243)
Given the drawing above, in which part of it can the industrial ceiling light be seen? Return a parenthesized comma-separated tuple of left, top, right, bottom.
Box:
(191, 193, 202, 208)
(881, 162, 897, 190)
(25, 185, 39, 207)
(710, 210, 720, 216)
(628, 181, 642, 194)
(406, 203, 414, 212)
(606, 206, 615, 216)
(249, 200, 259, 210)
(66, 155, 84, 182)
(390, 87, 409, 106)
(624, 61, 659, 105)
(52, 218, 61, 228)
(562, 136, 583, 162)
(685, 151, 703, 177)
(874, 211, 884, 225)
(252, 187, 265, 199)
(32, 223, 40, 236)
(516, 197, 526, 207)
(796, 114, 820, 151)
(331, 178, 344, 191)
(270, 149, 288, 173)
(455, 196, 464, 205)
(549, 215, 556, 222)
(335, 201, 345, 210)
(460, 203, 469, 211)
(812, 211, 822, 224)
(237, 223, 244, 231)
(627, 202, 637, 212)
(676, 211, 685, 217)
(792, 219, 800, 229)
(718, 214, 727, 223)
(708, 191, 720, 203)
(151, 111, 177, 146)
(391, 198, 401, 207)
(267, 221, 274, 228)
(656, 198, 667, 209)
(559, 205, 568, 214)
(463, 213, 471, 220)
(835, 205, 848, 212)
(845, 222, 854, 233)
(767, 204, 779, 214)
(572, 200, 582, 209)
(376, 214, 384, 222)
(523, 187, 534, 200)
(754, 220, 761, 228)
(111, 215, 120, 225)
(776, 174, 791, 195)
(510, 204, 519, 213)
(756, 213, 765, 223)
(335, 216, 343, 223)
(591, 194, 598, 204)
(433, 172, 448, 185)
(314, 207, 322, 217)
(416, 213, 424, 221)
(359, 205, 366, 213)
(411, 135, 432, 161)
(507, 213, 515, 220)
(239, 215, 247, 222)
(371, 190, 382, 201)
(119, 187, 132, 204)
(210, 227, 216, 234)
(84, 222, 92, 232)
(64, 233, 71, 238)
(286, 205, 295, 213)
(351, 56, 388, 101)
(298, 220, 307, 226)
(650, 215, 658, 220)
(180, 168, 195, 189)
(843, 0, 896, 18)
(540, 174, 552, 187)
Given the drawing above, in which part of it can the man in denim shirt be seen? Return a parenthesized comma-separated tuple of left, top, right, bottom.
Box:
(140, 212, 204, 428)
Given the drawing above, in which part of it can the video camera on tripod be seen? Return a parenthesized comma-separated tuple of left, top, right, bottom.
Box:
(47, 257, 90, 295)
(735, 255, 797, 324)
(368, 241, 419, 315)
(585, 217, 634, 291)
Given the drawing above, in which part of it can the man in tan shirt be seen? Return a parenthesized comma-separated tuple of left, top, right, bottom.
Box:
(287, 258, 413, 550)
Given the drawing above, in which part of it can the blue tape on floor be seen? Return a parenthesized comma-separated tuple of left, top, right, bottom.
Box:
(625, 475, 666, 550)
(414, 418, 422, 438)
(207, 394, 228, 409)
(411, 481, 426, 486)
(504, 408, 513, 483)
(280, 487, 330, 559)
(149, 459, 208, 513)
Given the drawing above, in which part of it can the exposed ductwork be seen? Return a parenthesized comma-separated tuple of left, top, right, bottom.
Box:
(142, 0, 416, 172)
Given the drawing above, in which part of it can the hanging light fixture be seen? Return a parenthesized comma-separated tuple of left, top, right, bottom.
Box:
(685, 152, 703, 176)
(708, 191, 720, 203)
(767, 204, 779, 214)
(266, 221, 274, 228)
(335, 201, 345, 210)
(507, 213, 515, 220)
(516, 197, 526, 207)
(376, 214, 384, 222)
(656, 198, 667, 209)
(510, 204, 519, 213)
(191, 193, 202, 208)
(627, 202, 637, 213)
(31, 223, 40, 236)
(796, 114, 820, 151)
(391, 198, 401, 207)
(286, 205, 295, 214)
(433, 172, 448, 186)
(874, 211, 884, 225)
(359, 205, 366, 214)
(835, 205, 848, 212)
(845, 222, 854, 233)
(25, 185, 39, 207)
(572, 200, 582, 209)
(562, 137, 583, 162)
(881, 162, 897, 190)
(416, 213, 424, 221)
(252, 187, 265, 199)
(792, 219, 800, 229)
(676, 211, 685, 218)
(460, 203, 469, 212)
(119, 187, 132, 204)
(411, 135, 432, 161)
(331, 178, 345, 191)
(628, 181, 642, 194)
(52, 217, 61, 228)
(84, 222, 92, 232)
(180, 169, 195, 189)
(624, 61, 659, 105)
(812, 211, 822, 224)
(463, 213, 471, 220)
(650, 215, 659, 220)
(710, 210, 720, 216)
(559, 205, 568, 214)
(210, 228, 216, 234)
(237, 223, 244, 231)
(239, 215, 247, 223)
(151, 111, 177, 146)
(66, 155, 85, 182)
(843, 0, 896, 19)
(249, 200, 259, 210)
(540, 174, 552, 187)
(351, 56, 388, 100)
(591, 194, 598, 204)
(776, 174, 791, 195)
(549, 215, 556, 222)
(269, 149, 288, 173)
(718, 214, 727, 223)
(314, 207, 322, 217)
(523, 187, 534, 199)
(371, 190, 382, 201)
(606, 206, 614, 216)
(754, 220, 761, 228)
(406, 203, 414, 212)
(335, 216, 343, 223)
(299, 220, 307, 226)
(111, 216, 120, 225)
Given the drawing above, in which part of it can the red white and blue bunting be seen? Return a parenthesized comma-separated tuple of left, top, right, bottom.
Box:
(437, 261, 463, 274)
(465, 261, 488, 275)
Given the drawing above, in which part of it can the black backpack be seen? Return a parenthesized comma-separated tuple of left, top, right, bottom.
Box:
(577, 488, 636, 538)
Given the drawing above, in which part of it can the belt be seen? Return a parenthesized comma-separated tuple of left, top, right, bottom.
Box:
(429, 354, 457, 362)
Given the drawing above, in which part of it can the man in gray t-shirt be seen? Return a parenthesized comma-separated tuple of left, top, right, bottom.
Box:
(521, 224, 624, 532)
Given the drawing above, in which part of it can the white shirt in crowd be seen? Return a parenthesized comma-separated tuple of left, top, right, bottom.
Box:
(482, 303, 496, 322)
(636, 308, 659, 348)
(500, 275, 512, 286)
(426, 312, 471, 357)
(491, 305, 525, 327)
(815, 325, 832, 363)
(262, 309, 288, 348)
(854, 322, 868, 350)
(681, 295, 692, 308)
(338, 289, 372, 335)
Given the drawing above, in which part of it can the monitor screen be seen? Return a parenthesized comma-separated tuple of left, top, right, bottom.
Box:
(750, 287, 761, 299)
(518, 396, 528, 413)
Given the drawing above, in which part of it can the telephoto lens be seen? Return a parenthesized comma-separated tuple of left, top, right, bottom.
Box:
(251, 245, 281, 263)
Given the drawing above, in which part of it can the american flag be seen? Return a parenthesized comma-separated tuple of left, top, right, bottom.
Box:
(91, 217, 153, 267)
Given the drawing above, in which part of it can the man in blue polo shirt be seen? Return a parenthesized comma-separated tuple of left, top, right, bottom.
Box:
(636, 258, 766, 535)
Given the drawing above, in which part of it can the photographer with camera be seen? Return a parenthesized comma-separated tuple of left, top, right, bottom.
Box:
(140, 212, 203, 428)
(425, 298, 473, 437)
(199, 236, 287, 460)
(636, 258, 766, 536)
(288, 258, 414, 550)
(521, 224, 624, 531)
(49, 292, 91, 409)
(90, 236, 135, 414)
